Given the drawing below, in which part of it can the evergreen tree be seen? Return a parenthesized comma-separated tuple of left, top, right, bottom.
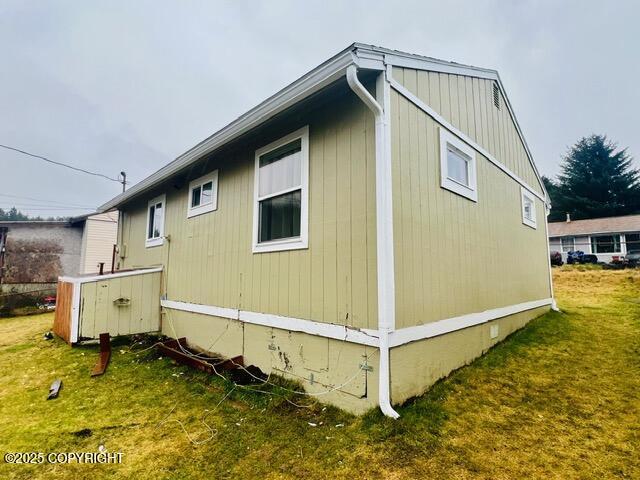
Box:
(547, 135, 640, 221)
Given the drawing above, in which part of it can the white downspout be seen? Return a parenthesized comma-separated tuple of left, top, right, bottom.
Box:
(544, 203, 559, 311)
(346, 64, 400, 419)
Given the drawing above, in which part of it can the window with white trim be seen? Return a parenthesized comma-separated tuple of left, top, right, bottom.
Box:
(253, 126, 309, 253)
(521, 187, 537, 228)
(591, 235, 621, 254)
(146, 194, 166, 248)
(561, 237, 575, 253)
(439, 128, 477, 202)
(187, 171, 218, 218)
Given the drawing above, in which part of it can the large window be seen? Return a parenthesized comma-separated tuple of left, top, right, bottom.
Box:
(591, 235, 621, 254)
(187, 171, 218, 218)
(561, 237, 575, 253)
(439, 128, 477, 202)
(253, 126, 308, 253)
(146, 194, 166, 248)
(521, 187, 537, 229)
(625, 233, 640, 253)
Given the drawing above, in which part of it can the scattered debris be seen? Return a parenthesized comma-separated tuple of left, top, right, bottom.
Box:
(43, 331, 53, 340)
(91, 333, 111, 377)
(335, 423, 344, 428)
(47, 379, 62, 400)
(156, 338, 265, 384)
(308, 422, 317, 427)
(228, 365, 268, 385)
(73, 428, 93, 438)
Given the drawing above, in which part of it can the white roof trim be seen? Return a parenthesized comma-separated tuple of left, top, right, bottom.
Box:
(99, 46, 366, 212)
(99, 43, 545, 211)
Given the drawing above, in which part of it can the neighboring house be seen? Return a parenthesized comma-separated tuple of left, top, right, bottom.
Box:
(549, 214, 640, 263)
(73, 43, 552, 416)
(0, 213, 118, 299)
(78, 212, 119, 274)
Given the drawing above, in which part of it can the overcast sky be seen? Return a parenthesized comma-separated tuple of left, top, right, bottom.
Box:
(1, 0, 638, 217)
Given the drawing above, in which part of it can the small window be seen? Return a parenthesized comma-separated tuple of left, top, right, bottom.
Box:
(253, 126, 309, 253)
(439, 128, 477, 202)
(591, 235, 621, 254)
(521, 187, 537, 229)
(561, 237, 575, 253)
(187, 171, 218, 218)
(146, 194, 166, 248)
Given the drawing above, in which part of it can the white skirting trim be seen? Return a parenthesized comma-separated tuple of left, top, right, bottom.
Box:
(387, 298, 553, 347)
(160, 297, 553, 349)
(160, 299, 380, 347)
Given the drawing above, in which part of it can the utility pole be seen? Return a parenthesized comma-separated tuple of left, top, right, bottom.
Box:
(120, 171, 127, 193)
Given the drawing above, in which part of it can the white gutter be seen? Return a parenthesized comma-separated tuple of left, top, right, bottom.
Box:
(98, 47, 360, 212)
(346, 64, 399, 419)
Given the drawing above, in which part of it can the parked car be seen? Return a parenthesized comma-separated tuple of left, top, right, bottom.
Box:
(626, 250, 640, 267)
(550, 251, 563, 266)
(37, 295, 56, 311)
(566, 250, 598, 265)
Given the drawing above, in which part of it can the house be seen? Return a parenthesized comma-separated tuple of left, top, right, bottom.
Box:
(57, 44, 554, 417)
(549, 214, 640, 263)
(0, 212, 118, 301)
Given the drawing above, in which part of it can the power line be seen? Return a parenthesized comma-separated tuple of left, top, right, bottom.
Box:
(0, 205, 94, 211)
(0, 193, 95, 209)
(0, 143, 124, 184)
(0, 201, 93, 208)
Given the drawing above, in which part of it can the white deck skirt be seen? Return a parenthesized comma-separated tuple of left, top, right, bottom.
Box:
(160, 297, 553, 348)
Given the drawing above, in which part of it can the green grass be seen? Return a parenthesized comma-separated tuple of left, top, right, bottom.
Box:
(1, 269, 639, 479)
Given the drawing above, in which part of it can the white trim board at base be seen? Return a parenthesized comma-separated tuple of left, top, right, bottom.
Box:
(160, 299, 380, 347)
(160, 297, 553, 349)
(388, 298, 552, 347)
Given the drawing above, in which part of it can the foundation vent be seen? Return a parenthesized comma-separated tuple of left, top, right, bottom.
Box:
(490, 324, 499, 339)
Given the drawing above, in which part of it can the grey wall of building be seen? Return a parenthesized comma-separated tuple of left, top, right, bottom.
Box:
(0, 222, 84, 284)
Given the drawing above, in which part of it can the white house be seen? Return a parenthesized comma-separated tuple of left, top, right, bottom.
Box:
(548, 214, 640, 263)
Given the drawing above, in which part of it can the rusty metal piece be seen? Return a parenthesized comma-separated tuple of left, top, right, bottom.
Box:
(91, 333, 111, 377)
(156, 338, 244, 375)
(47, 379, 62, 400)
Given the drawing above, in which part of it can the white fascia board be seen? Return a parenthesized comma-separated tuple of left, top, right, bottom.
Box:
(389, 78, 546, 203)
(59, 266, 163, 285)
(388, 298, 553, 347)
(98, 49, 361, 212)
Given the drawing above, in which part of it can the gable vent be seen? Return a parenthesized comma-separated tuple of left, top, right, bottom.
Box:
(492, 82, 500, 110)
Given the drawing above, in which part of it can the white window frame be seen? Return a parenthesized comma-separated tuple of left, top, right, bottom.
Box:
(521, 186, 537, 229)
(439, 128, 477, 202)
(252, 126, 309, 254)
(187, 170, 219, 219)
(590, 234, 622, 254)
(145, 194, 166, 248)
(561, 236, 575, 252)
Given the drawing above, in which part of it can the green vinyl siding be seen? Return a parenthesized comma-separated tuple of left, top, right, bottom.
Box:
(392, 66, 544, 196)
(118, 88, 379, 330)
(390, 86, 551, 329)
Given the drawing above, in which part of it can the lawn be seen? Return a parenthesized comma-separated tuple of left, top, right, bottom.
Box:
(1, 267, 638, 479)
